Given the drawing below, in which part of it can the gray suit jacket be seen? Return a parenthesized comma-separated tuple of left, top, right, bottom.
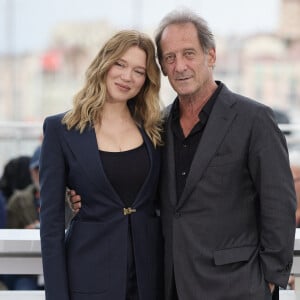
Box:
(160, 83, 296, 300)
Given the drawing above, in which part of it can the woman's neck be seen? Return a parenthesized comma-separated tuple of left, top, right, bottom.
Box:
(99, 102, 133, 124)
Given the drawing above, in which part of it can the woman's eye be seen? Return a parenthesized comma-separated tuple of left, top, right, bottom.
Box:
(115, 61, 125, 67)
(135, 70, 145, 76)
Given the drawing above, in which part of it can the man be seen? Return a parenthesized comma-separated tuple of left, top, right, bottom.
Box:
(70, 9, 296, 300)
(155, 9, 296, 300)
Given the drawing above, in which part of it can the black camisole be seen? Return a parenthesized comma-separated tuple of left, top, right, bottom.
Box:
(99, 143, 149, 207)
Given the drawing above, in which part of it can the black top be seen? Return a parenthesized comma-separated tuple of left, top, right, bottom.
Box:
(171, 82, 223, 200)
(99, 143, 149, 207)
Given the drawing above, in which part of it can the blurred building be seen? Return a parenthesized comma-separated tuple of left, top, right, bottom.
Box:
(214, 0, 300, 120)
(0, 0, 300, 122)
(0, 0, 300, 173)
(278, 0, 300, 41)
(0, 21, 116, 122)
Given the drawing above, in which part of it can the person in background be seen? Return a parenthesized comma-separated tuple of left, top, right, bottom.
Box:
(0, 189, 5, 228)
(0, 155, 32, 289)
(6, 146, 41, 229)
(0, 156, 32, 205)
(39, 30, 163, 300)
(1, 149, 40, 290)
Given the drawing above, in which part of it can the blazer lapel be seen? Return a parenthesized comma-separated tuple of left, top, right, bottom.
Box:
(62, 125, 112, 192)
(63, 125, 160, 207)
(132, 128, 160, 206)
(177, 90, 237, 207)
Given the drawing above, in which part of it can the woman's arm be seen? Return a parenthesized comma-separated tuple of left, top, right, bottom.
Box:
(39, 115, 70, 299)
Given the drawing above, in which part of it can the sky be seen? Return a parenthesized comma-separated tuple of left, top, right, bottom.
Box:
(0, 0, 280, 54)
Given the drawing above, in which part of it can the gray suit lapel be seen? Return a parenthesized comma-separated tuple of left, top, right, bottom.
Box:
(164, 119, 178, 206)
(177, 90, 237, 207)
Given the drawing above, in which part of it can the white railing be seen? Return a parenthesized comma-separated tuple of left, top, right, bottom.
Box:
(0, 229, 42, 275)
(0, 229, 300, 299)
(0, 122, 300, 174)
(0, 229, 43, 299)
(0, 121, 42, 175)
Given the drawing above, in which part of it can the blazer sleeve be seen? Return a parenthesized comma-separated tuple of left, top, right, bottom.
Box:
(248, 105, 296, 288)
(39, 116, 70, 299)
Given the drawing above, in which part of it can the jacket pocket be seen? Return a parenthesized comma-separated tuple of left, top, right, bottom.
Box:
(213, 245, 256, 266)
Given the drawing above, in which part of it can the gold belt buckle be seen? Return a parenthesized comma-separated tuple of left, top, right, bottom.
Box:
(123, 207, 136, 215)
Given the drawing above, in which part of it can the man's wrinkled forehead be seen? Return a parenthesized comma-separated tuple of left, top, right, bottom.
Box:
(160, 23, 201, 54)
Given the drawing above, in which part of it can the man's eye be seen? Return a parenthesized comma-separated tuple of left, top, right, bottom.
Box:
(164, 55, 175, 64)
(185, 51, 195, 58)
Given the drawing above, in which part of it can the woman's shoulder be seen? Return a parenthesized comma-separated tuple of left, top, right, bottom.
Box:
(44, 111, 69, 126)
(43, 112, 69, 132)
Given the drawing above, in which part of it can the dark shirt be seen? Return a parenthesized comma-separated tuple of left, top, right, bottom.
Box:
(171, 82, 223, 200)
(99, 143, 149, 207)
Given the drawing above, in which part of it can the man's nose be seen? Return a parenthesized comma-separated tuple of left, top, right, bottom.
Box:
(174, 56, 187, 72)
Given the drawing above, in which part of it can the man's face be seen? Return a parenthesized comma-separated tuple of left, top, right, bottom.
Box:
(159, 22, 215, 99)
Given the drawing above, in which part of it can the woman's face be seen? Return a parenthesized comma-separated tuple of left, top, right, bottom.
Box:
(106, 46, 147, 103)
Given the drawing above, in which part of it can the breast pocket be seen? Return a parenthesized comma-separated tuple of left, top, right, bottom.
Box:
(66, 221, 109, 294)
(208, 153, 241, 167)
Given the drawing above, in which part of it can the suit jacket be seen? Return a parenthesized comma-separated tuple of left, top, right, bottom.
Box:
(39, 113, 163, 300)
(159, 83, 296, 300)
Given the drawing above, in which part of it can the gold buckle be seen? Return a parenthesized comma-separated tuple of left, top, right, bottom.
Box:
(123, 207, 136, 215)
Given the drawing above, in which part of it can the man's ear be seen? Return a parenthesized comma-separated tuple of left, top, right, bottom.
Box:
(207, 48, 216, 68)
(161, 68, 167, 76)
(158, 60, 167, 76)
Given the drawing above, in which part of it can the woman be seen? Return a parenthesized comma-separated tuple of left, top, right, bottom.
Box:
(39, 30, 163, 300)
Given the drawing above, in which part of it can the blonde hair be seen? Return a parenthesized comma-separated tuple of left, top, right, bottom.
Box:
(63, 30, 163, 147)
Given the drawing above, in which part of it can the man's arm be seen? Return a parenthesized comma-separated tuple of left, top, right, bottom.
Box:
(248, 106, 296, 288)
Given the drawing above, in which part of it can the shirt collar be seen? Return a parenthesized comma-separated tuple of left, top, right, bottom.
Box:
(171, 81, 223, 120)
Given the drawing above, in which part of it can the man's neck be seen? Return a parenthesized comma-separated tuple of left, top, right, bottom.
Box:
(178, 81, 218, 137)
(178, 81, 217, 119)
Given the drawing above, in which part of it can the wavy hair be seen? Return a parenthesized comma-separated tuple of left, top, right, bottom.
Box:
(63, 30, 163, 147)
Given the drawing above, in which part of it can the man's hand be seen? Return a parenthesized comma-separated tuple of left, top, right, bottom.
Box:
(67, 189, 81, 214)
(268, 283, 275, 294)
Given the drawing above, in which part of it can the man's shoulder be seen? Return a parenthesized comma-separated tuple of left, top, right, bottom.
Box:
(162, 104, 173, 119)
(221, 84, 270, 112)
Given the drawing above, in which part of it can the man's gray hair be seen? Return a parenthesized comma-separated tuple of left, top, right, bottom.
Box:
(155, 8, 216, 62)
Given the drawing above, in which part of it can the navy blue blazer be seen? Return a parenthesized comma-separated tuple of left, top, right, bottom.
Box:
(39, 113, 163, 300)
